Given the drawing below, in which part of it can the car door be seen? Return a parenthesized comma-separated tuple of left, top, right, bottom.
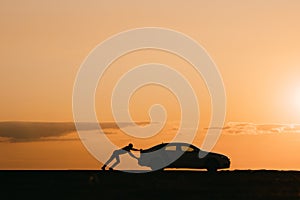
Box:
(176, 144, 200, 168)
(163, 144, 181, 168)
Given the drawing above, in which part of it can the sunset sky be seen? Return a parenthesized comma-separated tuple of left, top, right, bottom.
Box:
(0, 1, 300, 170)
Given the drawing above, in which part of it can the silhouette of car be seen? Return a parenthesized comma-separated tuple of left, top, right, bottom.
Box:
(138, 142, 230, 172)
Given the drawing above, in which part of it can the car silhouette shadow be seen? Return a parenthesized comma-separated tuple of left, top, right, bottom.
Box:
(138, 142, 230, 172)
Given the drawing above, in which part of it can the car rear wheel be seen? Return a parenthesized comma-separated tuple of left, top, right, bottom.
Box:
(206, 159, 218, 172)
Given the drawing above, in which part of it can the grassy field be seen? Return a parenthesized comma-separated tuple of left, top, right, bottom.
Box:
(1, 170, 299, 199)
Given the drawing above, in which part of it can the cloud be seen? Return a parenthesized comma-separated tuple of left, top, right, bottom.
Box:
(0, 121, 149, 143)
(2, 120, 298, 142)
(208, 122, 300, 135)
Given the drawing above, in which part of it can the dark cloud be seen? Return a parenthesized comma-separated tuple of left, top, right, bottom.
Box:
(0, 121, 149, 143)
(0, 122, 76, 142)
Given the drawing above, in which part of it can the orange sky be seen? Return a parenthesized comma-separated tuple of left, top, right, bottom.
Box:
(0, 1, 300, 170)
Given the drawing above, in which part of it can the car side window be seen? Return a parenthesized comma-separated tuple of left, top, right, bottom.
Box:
(165, 145, 177, 151)
(181, 145, 195, 152)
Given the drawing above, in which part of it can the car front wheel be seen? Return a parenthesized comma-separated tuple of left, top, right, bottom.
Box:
(205, 159, 218, 172)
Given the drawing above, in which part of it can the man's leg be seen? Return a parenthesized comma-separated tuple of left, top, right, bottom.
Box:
(102, 151, 117, 170)
(110, 154, 120, 170)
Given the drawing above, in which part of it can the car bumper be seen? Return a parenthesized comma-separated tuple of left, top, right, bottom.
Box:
(221, 159, 230, 169)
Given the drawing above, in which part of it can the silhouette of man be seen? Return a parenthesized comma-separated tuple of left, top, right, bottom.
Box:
(101, 143, 140, 170)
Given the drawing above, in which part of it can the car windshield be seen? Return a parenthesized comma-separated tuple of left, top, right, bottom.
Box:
(180, 145, 195, 152)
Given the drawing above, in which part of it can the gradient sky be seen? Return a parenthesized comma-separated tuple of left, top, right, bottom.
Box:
(0, 0, 300, 170)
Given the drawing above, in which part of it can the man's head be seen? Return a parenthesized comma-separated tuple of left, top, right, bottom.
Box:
(128, 143, 133, 148)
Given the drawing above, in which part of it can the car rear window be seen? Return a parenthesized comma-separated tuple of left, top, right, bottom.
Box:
(165, 145, 177, 151)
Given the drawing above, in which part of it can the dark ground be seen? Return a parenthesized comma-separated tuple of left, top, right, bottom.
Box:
(0, 170, 299, 200)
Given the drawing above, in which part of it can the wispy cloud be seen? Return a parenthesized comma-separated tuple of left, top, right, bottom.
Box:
(0, 121, 149, 143)
(205, 122, 300, 135)
(2, 121, 298, 142)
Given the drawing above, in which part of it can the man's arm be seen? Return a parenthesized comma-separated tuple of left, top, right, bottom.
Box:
(128, 151, 139, 159)
(131, 147, 140, 151)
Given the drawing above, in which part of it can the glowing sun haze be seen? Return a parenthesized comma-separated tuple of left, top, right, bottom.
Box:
(290, 87, 300, 112)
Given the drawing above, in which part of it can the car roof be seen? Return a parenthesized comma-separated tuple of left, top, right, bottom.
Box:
(143, 142, 202, 152)
(155, 142, 198, 148)
(161, 142, 193, 145)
